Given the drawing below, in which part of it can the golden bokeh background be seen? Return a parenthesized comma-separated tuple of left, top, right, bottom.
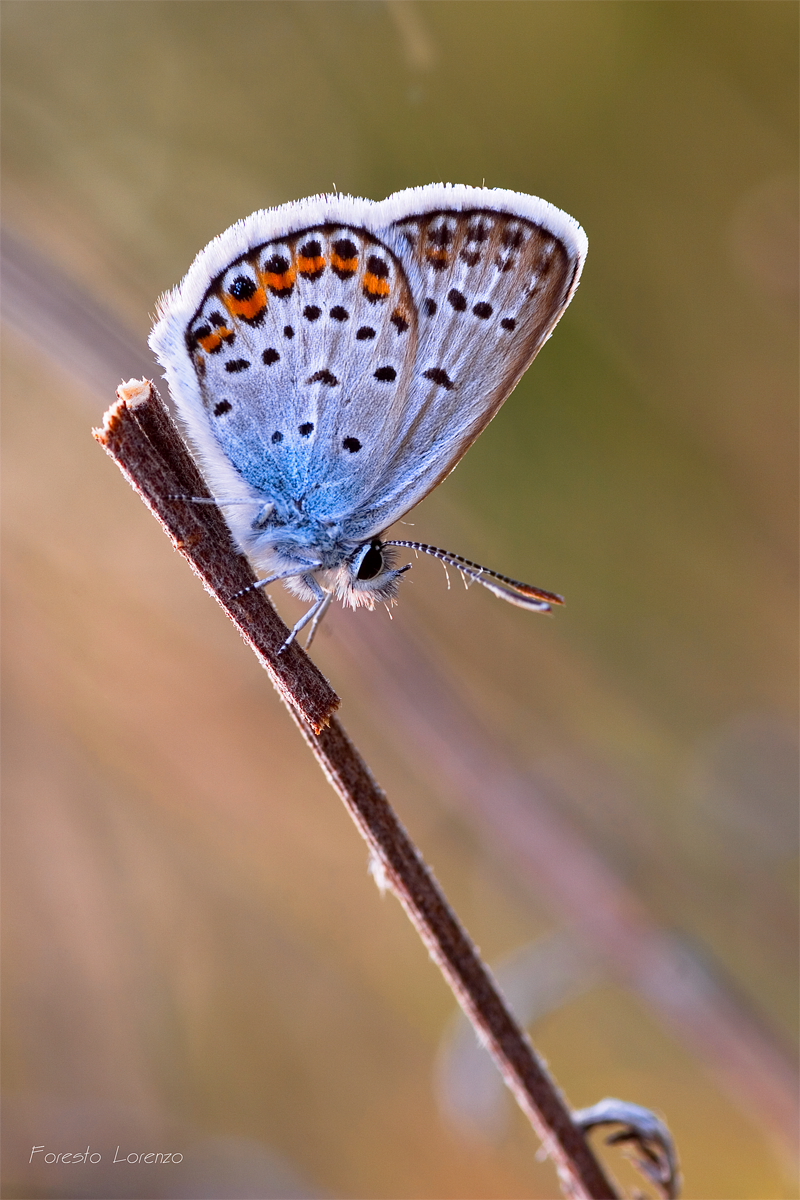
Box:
(2, 3, 797, 1198)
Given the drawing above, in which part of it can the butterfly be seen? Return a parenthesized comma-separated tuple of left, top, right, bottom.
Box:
(149, 184, 587, 648)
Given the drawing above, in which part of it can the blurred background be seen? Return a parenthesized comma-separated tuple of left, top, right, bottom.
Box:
(1, 3, 797, 1197)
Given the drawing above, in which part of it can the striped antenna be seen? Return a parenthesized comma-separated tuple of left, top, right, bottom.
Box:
(383, 541, 564, 613)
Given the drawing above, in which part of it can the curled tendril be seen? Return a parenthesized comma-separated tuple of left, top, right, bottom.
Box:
(573, 1098, 681, 1199)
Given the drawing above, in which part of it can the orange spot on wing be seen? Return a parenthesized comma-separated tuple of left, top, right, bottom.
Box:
(224, 288, 267, 321)
(198, 331, 225, 352)
(363, 274, 391, 298)
(331, 252, 358, 276)
(259, 265, 297, 295)
(425, 249, 450, 269)
(297, 254, 326, 278)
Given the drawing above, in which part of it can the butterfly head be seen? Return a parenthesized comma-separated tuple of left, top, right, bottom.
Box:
(338, 538, 411, 609)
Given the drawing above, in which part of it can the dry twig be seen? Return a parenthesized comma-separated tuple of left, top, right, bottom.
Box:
(95, 379, 620, 1200)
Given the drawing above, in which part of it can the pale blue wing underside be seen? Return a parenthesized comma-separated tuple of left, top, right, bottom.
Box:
(150, 185, 586, 548)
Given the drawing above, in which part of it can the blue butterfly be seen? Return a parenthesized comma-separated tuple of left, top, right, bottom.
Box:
(150, 184, 586, 646)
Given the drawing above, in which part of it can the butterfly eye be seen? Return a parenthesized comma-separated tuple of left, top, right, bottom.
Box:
(354, 539, 384, 580)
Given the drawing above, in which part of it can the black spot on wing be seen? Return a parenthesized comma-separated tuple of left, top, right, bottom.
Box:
(423, 367, 455, 390)
(307, 369, 339, 387)
(374, 366, 396, 382)
(332, 238, 357, 257)
(262, 348, 280, 365)
(428, 223, 453, 247)
(343, 437, 361, 453)
(225, 358, 250, 373)
(229, 275, 256, 299)
(426, 254, 449, 273)
(213, 400, 231, 417)
(501, 227, 524, 248)
(466, 220, 489, 242)
(264, 254, 289, 273)
(366, 254, 389, 278)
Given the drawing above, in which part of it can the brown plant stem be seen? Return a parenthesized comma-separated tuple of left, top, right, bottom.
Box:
(94, 379, 619, 1200)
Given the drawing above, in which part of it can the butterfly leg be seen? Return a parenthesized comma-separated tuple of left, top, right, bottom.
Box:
(169, 494, 268, 509)
(232, 563, 321, 600)
(252, 502, 276, 528)
(304, 590, 334, 650)
(169, 495, 276, 531)
(279, 575, 329, 654)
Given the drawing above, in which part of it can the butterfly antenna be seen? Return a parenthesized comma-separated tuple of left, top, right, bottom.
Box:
(383, 541, 564, 613)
